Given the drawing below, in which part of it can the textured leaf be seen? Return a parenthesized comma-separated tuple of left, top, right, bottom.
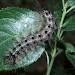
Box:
(67, 0, 75, 7)
(65, 43, 75, 67)
(0, 7, 45, 70)
(54, 1, 62, 26)
(63, 15, 75, 31)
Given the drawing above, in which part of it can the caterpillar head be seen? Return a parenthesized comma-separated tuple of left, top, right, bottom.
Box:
(4, 52, 16, 65)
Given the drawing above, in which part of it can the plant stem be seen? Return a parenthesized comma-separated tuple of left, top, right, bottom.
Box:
(46, 0, 69, 75)
(46, 40, 57, 75)
(45, 51, 49, 67)
(57, 0, 68, 39)
(66, 5, 75, 14)
(62, 0, 65, 8)
(46, 55, 55, 75)
(57, 11, 66, 39)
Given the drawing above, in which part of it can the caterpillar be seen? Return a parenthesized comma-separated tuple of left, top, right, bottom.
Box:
(4, 10, 56, 65)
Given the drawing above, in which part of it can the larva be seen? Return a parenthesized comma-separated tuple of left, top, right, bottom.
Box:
(4, 10, 56, 65)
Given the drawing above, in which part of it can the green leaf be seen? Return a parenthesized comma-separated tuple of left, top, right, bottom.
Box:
(53, 1, 62, 26)
(65, 43, 75, 67)
(0, 7, 45, 70)
(63, 15, 75, 31)
(67, 0, 75, 7)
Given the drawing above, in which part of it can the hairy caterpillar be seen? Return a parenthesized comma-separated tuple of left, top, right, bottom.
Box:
(4, 10, 56, 65)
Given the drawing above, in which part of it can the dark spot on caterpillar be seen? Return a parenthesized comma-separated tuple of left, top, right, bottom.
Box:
(38, 34, 42, 37)
(40, 39, 43, 42)
(16, 51, 20, 55)
(21, 46, 23, 49)
(4, 54, 16, 65)
(48, 25, 51, 28)
(21, 46, 27, 52)
(26, 43, 29, 46)
(49, 11, 50, 14)
(11, 55, 16, 64)
(25, 39, 27, 42)
(51, 26, 54, 29)
(33, 41, 36, 44)
(18, 43, 21, 47)
(31, 36, 34, 39)
(45, 30, 48, 34)
(47, 33, 50, 36)
(48, 18, 51, 21)
(46, 12, 49, 16)
(13, 48, 16, 51)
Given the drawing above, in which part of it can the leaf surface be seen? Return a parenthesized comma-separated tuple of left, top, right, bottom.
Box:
(0, 7, 45, 70)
